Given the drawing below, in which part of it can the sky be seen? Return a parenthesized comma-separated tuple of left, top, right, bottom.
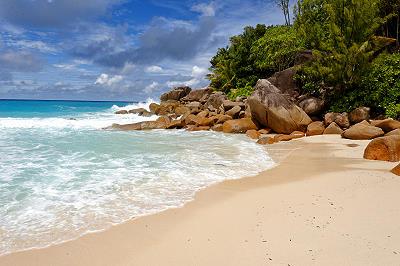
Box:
(0, 0, 285, 101)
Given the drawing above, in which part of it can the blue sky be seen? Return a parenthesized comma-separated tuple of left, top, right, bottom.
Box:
(0, 0, 285, 101)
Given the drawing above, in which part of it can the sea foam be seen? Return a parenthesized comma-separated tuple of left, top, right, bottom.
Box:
(0, 99, 275, 256)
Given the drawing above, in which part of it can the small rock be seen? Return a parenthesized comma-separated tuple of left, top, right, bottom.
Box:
(298, 97, 325, 116)
(257, 137, 275, 145)
(222, 100, 245, 110)
(342, 122, 384, 140)
(391, 164, 400, 176)
(258, 129, 271, 134)
(216, 114, 232, 124)
(187, 126, 210, 131)
(349, 107, 370, 124)
(211, 124, 224, 132)
(226, 106, 241, 118)
(290, 131, 305, 139)
(246, 129, 261, 139)
(306, 121, 325, 136)
(323, 122, 343, 135)
(324, 112, 350, 128)
(222, 118, 258, 134)
(115, 110, 128, 115)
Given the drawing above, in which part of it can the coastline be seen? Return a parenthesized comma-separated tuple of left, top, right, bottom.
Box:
(1, 135, 399, 266)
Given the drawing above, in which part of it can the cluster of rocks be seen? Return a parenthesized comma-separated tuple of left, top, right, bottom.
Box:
(109, 79, 400, 175)
(109, 81, 400, 143)
(110, 86, 259, 133)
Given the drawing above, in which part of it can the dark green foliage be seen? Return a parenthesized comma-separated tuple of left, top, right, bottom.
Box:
(209, 25, 304, 96)
(208, 0, 400, 117)
(209, 24, 267, 94)
(349, 53, 400, 118)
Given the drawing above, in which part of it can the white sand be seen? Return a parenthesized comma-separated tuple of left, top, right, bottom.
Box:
(1, 135, 399, 266)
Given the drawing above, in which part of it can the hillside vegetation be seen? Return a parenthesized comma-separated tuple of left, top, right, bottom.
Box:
(208, 0, 400, 118)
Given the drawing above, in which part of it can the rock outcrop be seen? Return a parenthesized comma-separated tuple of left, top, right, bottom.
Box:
(248, 80, 312, 134)
(364, 135, 400, 162)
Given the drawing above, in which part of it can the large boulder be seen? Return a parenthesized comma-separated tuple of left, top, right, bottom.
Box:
(160, 86, 191, 102)
(222, 118, 258, 134)
(248, 80, 312, 134)
(323, 122, 343, 135)
(306, 121, 325, 136)
(267, 67, 299, 99)
(342, 122, 384, 140)
(364, 135, 400, 162)
(205, 92, 227, 110)
(349, 107, 370, 124)
(181, 87, 212, 102)
(298, 97, 325, 116)
(374, 119, 400, 133)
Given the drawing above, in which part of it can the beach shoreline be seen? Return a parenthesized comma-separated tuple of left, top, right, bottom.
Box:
(1, 135, 399, 266)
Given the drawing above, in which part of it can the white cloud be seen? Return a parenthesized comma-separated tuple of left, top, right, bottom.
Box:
(191, 65, 209, 79)
(191, 2, 217, 17)
(94, 73, 123, 86)
(14, 40, 57, 53)
(144, 81, 160, 94)
(145, 65, 163, 73)
(166, 78, 199, 88)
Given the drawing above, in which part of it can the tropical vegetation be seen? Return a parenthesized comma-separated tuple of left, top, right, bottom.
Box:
(208, 0, 400, 118)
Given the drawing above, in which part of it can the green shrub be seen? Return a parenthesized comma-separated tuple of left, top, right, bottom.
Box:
(227, 84, 254, 100)
(327, 53, 400, 118)
(360, 53, 400, 118)
(251, 25, 304, 73)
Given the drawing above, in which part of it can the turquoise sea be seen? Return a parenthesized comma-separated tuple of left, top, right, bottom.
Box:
(0, 99, 274, 255)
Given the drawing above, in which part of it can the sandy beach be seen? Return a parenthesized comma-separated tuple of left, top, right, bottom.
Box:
(1, 135, 399, 266)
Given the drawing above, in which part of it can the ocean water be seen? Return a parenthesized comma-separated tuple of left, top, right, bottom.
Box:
(0, 99, 275, 255)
